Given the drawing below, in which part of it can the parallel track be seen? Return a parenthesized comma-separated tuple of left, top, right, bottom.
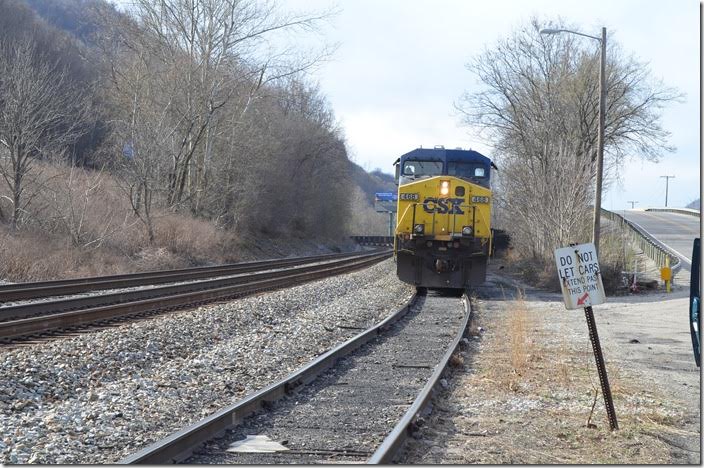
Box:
(0, 251, 390, 342)
(119, 289, 472, 464)
(0, 251, 388, 322)
(0, 251, 373, 302)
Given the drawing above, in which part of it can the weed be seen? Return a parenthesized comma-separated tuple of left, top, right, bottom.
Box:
(509, 290, 530, 376)
(449, 353, 464, 368)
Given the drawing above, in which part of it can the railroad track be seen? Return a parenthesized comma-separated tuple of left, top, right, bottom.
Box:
(0, 250, 375, 303)
(0, 250, 390, 342)
(118, 288, 472, 464)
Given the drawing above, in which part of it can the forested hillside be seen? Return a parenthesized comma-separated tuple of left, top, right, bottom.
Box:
(0, 0, 391, 280)
(347, 163, 396, 236)
(350, 165, 396, 203)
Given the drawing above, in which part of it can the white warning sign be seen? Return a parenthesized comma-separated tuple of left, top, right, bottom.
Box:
(554, 243, 606, 310)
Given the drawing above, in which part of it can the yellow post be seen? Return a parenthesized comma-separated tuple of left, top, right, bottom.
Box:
(660, 257, 672, 293)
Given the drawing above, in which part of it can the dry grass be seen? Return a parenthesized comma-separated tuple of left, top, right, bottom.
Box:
(508, 290, 530, 377)
(499, 228, 639, 295)
(448, 353, 464, 368)
(482, 289, 537, 392)
(403, 296, 697, 465)
(0, 227, 129, 281)
(598, 230, 632, 293)
(0, 163, 250, 281)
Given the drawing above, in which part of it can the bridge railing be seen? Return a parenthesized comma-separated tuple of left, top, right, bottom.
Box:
(644, 207, 701, 217)
(601, 209, 681, 273)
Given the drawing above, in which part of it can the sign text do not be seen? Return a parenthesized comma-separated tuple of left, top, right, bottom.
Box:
(554, 242, 606, 309)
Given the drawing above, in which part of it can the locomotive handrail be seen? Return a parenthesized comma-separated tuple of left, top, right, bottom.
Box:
(431, 204, 436, 235)
(398, 203, 414, 230)
(394, 202, 420, 236)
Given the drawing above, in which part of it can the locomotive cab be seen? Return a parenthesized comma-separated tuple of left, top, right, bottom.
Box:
(394, 147, 493, 289)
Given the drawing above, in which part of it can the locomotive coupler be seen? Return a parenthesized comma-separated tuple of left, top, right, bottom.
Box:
(435, 259, 450, 273)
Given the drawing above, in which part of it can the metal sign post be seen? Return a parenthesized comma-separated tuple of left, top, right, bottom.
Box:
(554, 242, 618, 431)
(583, 305, 619, 430)
(660, 258, 672, 293)
(374, 192, 398, 237)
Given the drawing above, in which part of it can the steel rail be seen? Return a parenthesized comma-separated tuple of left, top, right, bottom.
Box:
(0, 250, 374, 302)
(117, 293, 419, 464)
(0, 253, 391, 341)
(0, 251, 388, 322)
(368, 293, 472, 464)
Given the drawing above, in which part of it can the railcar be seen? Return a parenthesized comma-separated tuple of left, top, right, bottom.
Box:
(393, 147, 494, 289)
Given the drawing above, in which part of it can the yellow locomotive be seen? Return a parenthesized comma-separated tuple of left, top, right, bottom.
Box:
(394, 147, 494, 289)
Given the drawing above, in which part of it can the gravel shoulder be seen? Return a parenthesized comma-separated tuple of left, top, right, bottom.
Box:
(0, 258, 413, 464)
(400, 263, 700, 464)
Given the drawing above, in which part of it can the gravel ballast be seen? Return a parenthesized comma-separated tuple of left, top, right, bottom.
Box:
(0, 259, 413, 464)
(186, 290, 466, 464)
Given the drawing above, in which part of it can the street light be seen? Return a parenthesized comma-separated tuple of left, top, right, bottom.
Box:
(540, 27, 607, 255)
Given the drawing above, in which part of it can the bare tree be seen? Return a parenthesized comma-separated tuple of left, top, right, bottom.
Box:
(0, 38, 90, 230)
(102, 42, 171, 244)
(44, 163, 132, 249)
(457, 18, 682, 259)
(103, 0, 333, 214)
(347, 185, 389, 236)
(93, 0, 350, 241)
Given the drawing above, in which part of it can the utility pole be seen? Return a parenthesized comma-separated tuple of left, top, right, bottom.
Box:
(627, 201, 638, 209)
(539, 26, 606, 254)
(594, 26, 607, 255)
(660, 175, 675, 207)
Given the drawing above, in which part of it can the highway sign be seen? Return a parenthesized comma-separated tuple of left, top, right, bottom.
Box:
(375, 192, 397, 202)
(374, 192, 397, 213)
(554, 243, 606, 309)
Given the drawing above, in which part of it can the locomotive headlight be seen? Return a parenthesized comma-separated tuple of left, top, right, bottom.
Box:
(413, 223, 425, 234)
(462, 225, 473, 236)
(440, 180, 450, 196)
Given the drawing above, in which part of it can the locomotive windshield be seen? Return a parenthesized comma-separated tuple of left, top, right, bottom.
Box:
(402, 160, 443, 178)
(396, 147, 492, 187)
(447, 162, 488, 179)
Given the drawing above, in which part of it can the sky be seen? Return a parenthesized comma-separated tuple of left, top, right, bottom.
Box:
(277, 0, 700, 210)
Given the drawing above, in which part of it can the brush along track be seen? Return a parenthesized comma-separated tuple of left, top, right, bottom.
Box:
(0, 251, 390, 342)
(119, 289, 471, 464)
(0, 251, 375, 303)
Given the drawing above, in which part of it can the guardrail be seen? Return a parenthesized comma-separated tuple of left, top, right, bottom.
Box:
(351, 236, 394, 246)
(644, 207, 701, 217)
(601, 209, 681, 272)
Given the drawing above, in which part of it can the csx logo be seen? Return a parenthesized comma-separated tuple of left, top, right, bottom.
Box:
(422, 197, 464, 214)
